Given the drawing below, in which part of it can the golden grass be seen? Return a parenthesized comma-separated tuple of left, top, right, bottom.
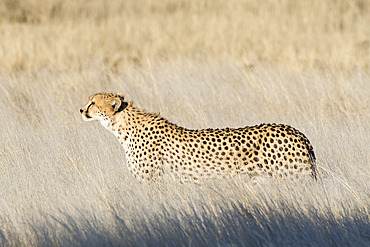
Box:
(0, 1, 369, 245)
(0, 61, 368, 246)
(0, 0, 369, 71)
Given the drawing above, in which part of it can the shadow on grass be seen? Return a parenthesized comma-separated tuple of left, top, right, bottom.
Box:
(2, 201, 368, 247)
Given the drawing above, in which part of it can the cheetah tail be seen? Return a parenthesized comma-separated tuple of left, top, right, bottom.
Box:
(308, 147, 317, 181)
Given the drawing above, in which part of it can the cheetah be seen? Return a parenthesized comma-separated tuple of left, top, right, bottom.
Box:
(80, 93, 317, 182)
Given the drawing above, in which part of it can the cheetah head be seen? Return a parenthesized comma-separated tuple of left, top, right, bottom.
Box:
(80, 93, 128, 122)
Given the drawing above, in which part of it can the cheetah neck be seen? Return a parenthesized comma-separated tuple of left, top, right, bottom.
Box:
(102, 106, 174, 148)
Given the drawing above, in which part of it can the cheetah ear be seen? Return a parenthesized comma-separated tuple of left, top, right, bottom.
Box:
(112, 97, 128, 113)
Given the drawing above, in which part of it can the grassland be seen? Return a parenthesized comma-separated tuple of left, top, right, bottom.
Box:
(0, 0, 369, 71)
(0, 62, 369, 246)
(0, 0, 369, 246)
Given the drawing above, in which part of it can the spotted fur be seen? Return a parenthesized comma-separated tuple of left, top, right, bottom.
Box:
(80, 93, 317, 182)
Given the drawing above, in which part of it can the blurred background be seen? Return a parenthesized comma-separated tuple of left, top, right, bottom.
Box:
(0, 0, 369, 72)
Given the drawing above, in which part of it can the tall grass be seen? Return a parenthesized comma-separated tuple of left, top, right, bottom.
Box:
(0, 0, 369, 245)
(0, 61, 368, 246)
(0, 0, 369, 71)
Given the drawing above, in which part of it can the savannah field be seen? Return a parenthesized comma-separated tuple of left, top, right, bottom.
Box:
(0, 0, 369, 246)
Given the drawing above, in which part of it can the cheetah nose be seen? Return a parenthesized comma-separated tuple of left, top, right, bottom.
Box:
(80, 109, 83, 114)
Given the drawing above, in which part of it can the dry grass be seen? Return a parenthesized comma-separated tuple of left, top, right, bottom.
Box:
(0, 0, 369, 71)
(0, 61, 369, 246)
(0, 1, 369, 246)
